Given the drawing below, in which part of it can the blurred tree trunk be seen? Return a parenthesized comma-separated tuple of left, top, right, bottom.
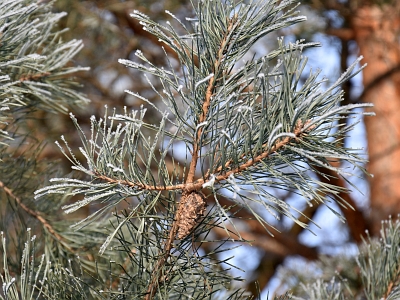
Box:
(309, 0, 400, 237)
(350, 2, 400, 235)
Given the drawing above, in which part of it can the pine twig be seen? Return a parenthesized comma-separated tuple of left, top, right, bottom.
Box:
(382, 263, 400, 299)
(144, 221, 179, 299)
(19, 72, 51, 82)
(144, 16, 239, 299)
(94, 119, 311, 195)
(0, 180, 70, 251)
(186, 14, 238, 184)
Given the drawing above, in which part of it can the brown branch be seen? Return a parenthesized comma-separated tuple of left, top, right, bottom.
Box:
(204, 119, 311, 180)
(210, 196, 319, 297)
(144, 221, 179, 300)
(383, 268, 400, 299)
(358, 64, 400, 103)
(212, 225, 291, 257)
(97, 124, 311, 298)
(19, 72, 50, 82)
(108, 121, 314, 297)
(108, 4, 179, 61)
(186, 73, 215, 184)
(382, 254, 400, 299)
(186, 13, 243, 184)
(186, 16, 237, 184)
(212, 192, 319, 260)
(288, 203, 319, 236)
(213, 124, 304, 181)
(95, 120, 309, 196)
(248, 252, 284, 296)
(326, 28, 355, 41)
(0, 180, 67, 246)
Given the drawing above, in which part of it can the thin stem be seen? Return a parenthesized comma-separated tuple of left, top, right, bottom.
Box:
(0, 180, 68, 249)
(19, 72, 50, 82)
(382, 263, 400, 299)
(186, 15, 237, 184)
(144, 221, 179, 300)
(204, 120, 307, 180)
(95, 122, 306, 193)
(94, 173, 187, 191)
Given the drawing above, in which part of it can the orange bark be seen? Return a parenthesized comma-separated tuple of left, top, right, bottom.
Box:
(351, 3, 400, 234)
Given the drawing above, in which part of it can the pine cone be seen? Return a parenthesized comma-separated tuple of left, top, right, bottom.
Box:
(176, 192, 206, 239)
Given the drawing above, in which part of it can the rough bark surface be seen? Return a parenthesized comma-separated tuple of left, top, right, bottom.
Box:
(352, 3, 400, 234)
(176, 192, 206, 239)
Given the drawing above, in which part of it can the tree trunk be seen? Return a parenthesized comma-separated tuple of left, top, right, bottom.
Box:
(351, 2, 400, 235)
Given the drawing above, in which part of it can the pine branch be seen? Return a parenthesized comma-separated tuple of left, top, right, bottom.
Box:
(0, 180, 65, 246)
(108, 3, 181, 62)
(32, 0, 373, 298)
(383, 265, 400, 300)
(145, 220, 179, 299)
(90, 119, 309, 194)
(276, 216, 400, 299)
(187, 14, 238, 184)
(0, 0, 89, 148)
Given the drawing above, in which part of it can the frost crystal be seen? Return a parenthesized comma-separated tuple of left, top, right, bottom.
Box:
(202, 174, 216, 188)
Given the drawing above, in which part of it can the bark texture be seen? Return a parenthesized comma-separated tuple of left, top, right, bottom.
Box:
(352, 2, 400, 234)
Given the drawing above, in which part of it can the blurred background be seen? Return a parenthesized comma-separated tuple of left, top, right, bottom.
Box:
(30, 0, 400, 297)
